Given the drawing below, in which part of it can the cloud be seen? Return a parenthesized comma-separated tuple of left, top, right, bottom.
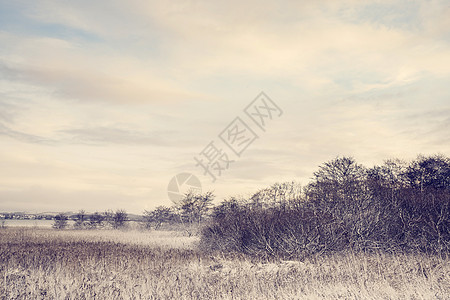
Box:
(0, 58, 204, 104)
(115, 0, 450, 102)
(61, 126, 177, 146)
(3, 0, 450, 100)
(0, 99, 19, 123)
(0, 122, 53, 144)
(1, 0, 449, 212)
(0, 120, 196, 147)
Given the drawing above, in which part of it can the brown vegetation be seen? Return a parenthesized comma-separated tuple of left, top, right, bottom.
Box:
(201, 155, 450, 258)
(1, 228, 449, 299)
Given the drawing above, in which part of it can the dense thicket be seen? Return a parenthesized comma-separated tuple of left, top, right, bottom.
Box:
(200, 155, 450, 258)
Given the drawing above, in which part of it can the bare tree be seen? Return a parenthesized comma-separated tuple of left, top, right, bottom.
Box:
(173, 191, 214, 236)
(368, 159, 408, 188)
(113, 209, 128, 229)
(73, 210, 88, 229)
(178, 191, 214, 225)
(52, 213, 68, 230)
(104, 210, 114, 228)
(143, 206, 174, 230)
(250, 181, 302, 208)
(405, 154, 450, 191)
(89, 212, 104, 229)
(305, 156, 368, 205)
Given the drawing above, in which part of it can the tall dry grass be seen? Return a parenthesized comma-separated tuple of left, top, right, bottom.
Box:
(1, 227, 449, 299)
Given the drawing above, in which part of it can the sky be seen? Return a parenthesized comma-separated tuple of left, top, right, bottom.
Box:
(0, 0, 449, 213)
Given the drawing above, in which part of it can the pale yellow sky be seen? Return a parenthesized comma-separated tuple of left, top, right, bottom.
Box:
(0, 0, 449, 213)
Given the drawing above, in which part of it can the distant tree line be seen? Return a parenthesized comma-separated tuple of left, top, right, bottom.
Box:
(51, 190, 215, 232)
(51, 190, 215, 231)
(0, 213, 54, 220)
(52, 209, 128, 230)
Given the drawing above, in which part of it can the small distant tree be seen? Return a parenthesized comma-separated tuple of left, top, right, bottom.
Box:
(181, 191, 214, 224)
(104, 210, 114, 228)
(143, 206, 174, 230)
(177, 191, 214, 227)
(52, 213, 68, 230)
(73, 210, 88, 229)
(89, 212, 104, 229)
(113, 209, 128, 229)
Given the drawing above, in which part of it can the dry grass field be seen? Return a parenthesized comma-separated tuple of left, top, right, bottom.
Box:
(1, 227, 449, 299)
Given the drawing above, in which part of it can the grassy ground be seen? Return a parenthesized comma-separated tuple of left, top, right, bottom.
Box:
(1, 227, 449, 299)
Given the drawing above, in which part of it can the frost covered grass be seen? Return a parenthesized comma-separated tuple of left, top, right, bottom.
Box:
(1, 227, 448, 299)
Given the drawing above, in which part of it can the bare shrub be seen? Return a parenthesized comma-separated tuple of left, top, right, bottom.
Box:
(88, 212, 105, 229)
(73, 210, 88, 229)
(201, 155, 450, 258)
(52, 213, 68, 230)
(143, 206, 175, 230)
(113, 209, 128, 229)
